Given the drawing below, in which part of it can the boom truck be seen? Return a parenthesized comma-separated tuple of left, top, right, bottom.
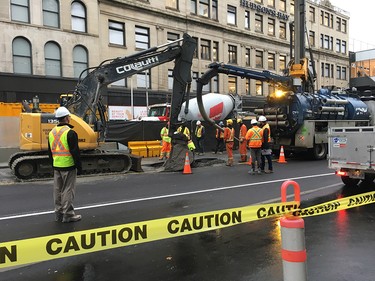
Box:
(195, 0, 375, 160)
(9, 33, 196, 179)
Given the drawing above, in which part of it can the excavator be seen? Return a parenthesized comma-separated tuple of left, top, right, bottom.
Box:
(9, 33, 196, 179)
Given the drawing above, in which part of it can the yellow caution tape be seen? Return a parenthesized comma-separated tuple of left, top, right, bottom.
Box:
(0, 202, 299, 269)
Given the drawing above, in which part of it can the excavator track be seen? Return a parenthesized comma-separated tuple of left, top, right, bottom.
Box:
(11, 151, 132, 180)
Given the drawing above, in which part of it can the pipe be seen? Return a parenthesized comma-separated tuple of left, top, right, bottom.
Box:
(268, 121, 289, 127)
(322, 98, 349, 105)
(264, 114, 288, 120)
(318, 106, 345, 112)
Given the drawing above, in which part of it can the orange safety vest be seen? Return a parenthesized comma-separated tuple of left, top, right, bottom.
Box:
(224, 127, 235, 142)
(245, 126, 263, 148)
(216, 128, 224, 138)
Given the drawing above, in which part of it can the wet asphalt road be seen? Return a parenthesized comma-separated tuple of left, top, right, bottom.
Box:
(0, 158, 375, 281)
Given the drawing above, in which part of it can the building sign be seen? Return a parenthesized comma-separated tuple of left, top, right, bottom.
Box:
(108, 106, 147, 120)
(240, 0, 290, 21)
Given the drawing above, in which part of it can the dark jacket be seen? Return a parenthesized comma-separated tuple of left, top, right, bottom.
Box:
(48, 123, 82, 172)
(261, 126, 271, 150)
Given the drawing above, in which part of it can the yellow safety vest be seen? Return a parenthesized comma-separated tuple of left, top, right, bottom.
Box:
(195, 126, 204, 138)
(48, 126, 74, 168)
(160, 127, 171, 143)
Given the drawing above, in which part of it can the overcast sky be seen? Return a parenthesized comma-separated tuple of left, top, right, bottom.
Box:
(329, 0, 375, 51)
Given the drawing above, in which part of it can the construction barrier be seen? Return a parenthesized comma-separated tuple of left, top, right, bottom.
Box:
(2, 182, 375, 269)
(128, 140, 162, 158)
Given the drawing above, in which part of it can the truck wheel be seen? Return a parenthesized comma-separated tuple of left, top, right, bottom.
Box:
(309, 143, 327, 160)
(341, 176, 359, 186)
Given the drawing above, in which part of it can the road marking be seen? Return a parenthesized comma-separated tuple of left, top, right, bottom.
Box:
(0, 173, 336, 221)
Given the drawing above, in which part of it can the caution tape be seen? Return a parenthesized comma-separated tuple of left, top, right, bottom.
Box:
(2, 189, 375, 269)
(0, 201, 299, 269)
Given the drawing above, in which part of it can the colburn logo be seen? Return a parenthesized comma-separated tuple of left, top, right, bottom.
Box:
(116, 56, 159, 74)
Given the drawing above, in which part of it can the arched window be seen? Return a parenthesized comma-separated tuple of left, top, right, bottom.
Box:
(12, 37, 32, 74)
(73, 45, 88, 78)
(43, 0, 60, 28)
(71, 1, 87, 32)
(45, 41, 62, 76)
(11, 0, 30, 23)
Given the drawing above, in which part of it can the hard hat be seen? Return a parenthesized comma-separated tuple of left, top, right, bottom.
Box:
(258, 115, 267, 122)
(226, 119, 233, 125)
(55, 107, 70, 118)
(251, 119, 258, 125)
(219, 121, 224, 126)
(237, 118, 242, 123)
(196, 120, 201, 125)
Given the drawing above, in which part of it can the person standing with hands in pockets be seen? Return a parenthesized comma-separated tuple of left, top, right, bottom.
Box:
(48, 107, 82, 223)
(259, 115, 273, 173)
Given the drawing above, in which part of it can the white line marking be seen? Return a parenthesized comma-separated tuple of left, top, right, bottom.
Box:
(0, 173, 336, 221)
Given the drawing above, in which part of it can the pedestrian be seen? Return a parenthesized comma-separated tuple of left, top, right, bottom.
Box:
(245, 119, 263, 175)
(160, 122, 171, 160)
(213, 121, 225, 154)
(237, 118, 248, 162)
(259, 115, 273, 173)
(223, 119, 235, 166)
(48, 106, 82, 223)
(194, 120, 205, 155)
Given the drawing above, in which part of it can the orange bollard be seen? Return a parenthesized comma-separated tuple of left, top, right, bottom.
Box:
(277, 146, 287, 163)
(247, 155, 253, 166)
(183, 152, 192, 174)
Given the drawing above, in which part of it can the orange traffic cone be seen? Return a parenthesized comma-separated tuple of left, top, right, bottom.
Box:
(183, 152, 192, 174)
(278, 146, 287, 163)
(247, 155, 253, 166)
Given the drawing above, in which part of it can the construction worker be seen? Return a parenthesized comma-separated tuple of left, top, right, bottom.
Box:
(213, 121, 225, 154)
(245, 119, 263, 175)
(259, 115, 273, 173)
(159, 122, 171, 160)
(48, 106, 82, 223)
(177, 122, 190, 141)
(224, 119, 235, 166)
(194, 120, 205, 155)
(237, 118, 248, 162)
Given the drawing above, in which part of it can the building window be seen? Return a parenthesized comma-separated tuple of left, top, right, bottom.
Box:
(192, 72, 198, 92)
(256, 81, 263, 96)
(227, 5, 236, 25)
(323, 35, 329, 49)
(246, 79, 250, 95)
(43, 0, 59, 28)
(267, 0, 275, 8)
(245, 10, 250, 29)
(228, 45, 237, 64)
(109, 21, 125, 46)
(199, 0, 209, 17)
(342, 19, 347, 33)
(321, 62, 324, 77)
(73, 45, 88, 78)
(228, 76, 237, 94)
(336, 17, 341, 31)
(309, 31, 315, 47)
(168, 70, 173, 90)
(202, 72, 210, 92)
(279, 22, 286, 39)
(255, 14, 263, 33)
(336, 66, 341, 80)
(336, 39, 341, 53)
(245, 48, 250, 66)
(290, 0, 294, 15)
(135, 26, 150, 50)
(279, 55, 286, 73)
(137, 71, 151, 89)
(166, 0, 178, 9)
(44, 41, 61, 76)
(279, 0, 286, 11)
(12, 37, 32, 74)
(256, 50, 263, 68)
(167, 32, 180, 47)
(213, 41, 219, 61)
(191, 0, 197, 14)
(193, 37, 199, 58)
(268, 18, 275, 36)
(201, 39, 211, 60)
(268, 53, 275, 70)
(11, 0, 30, 23)
(309, 6, 315, 22)
(341, 40, 347, 54)
(342, 67, 347, 80)
(71, 1, 86, 32)
(212, 0, 218, 20)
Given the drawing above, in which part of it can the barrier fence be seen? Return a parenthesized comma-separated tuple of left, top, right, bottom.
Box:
(1, 181, 375, 270)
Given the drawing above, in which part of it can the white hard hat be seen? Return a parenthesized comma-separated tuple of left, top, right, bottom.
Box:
(196, 120, 201, 125)
(251, 119, 258, 125)
(55, 107, 70, 118)
(258, 115, 267, 122)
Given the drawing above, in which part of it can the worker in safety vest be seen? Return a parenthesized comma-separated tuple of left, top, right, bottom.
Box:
(48, 107, 82, 223)
(194, 120, 205, 155)
(176, 121, 195, 151)
(213, 121, 225, 154)
(224, 119, 235, 166)
(237, 118, 248, 162)
(160, 122, 171, 160)
(259, 115, 273, 173)
(245, 119, 263, 175)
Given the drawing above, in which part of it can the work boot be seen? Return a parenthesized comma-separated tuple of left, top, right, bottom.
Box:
(55, 212, 63, 222)
(248, 169, 255, 175)
(62, 214, 82, 223)
(257, 169, 262, 175)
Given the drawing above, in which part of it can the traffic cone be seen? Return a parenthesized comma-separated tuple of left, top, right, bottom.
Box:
(247, 155, 253, 166)
(278, 146, 287, 163)
(183, 152, 192, 174)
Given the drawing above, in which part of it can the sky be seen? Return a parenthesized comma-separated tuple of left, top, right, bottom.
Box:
(329, 0, 375, 51)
